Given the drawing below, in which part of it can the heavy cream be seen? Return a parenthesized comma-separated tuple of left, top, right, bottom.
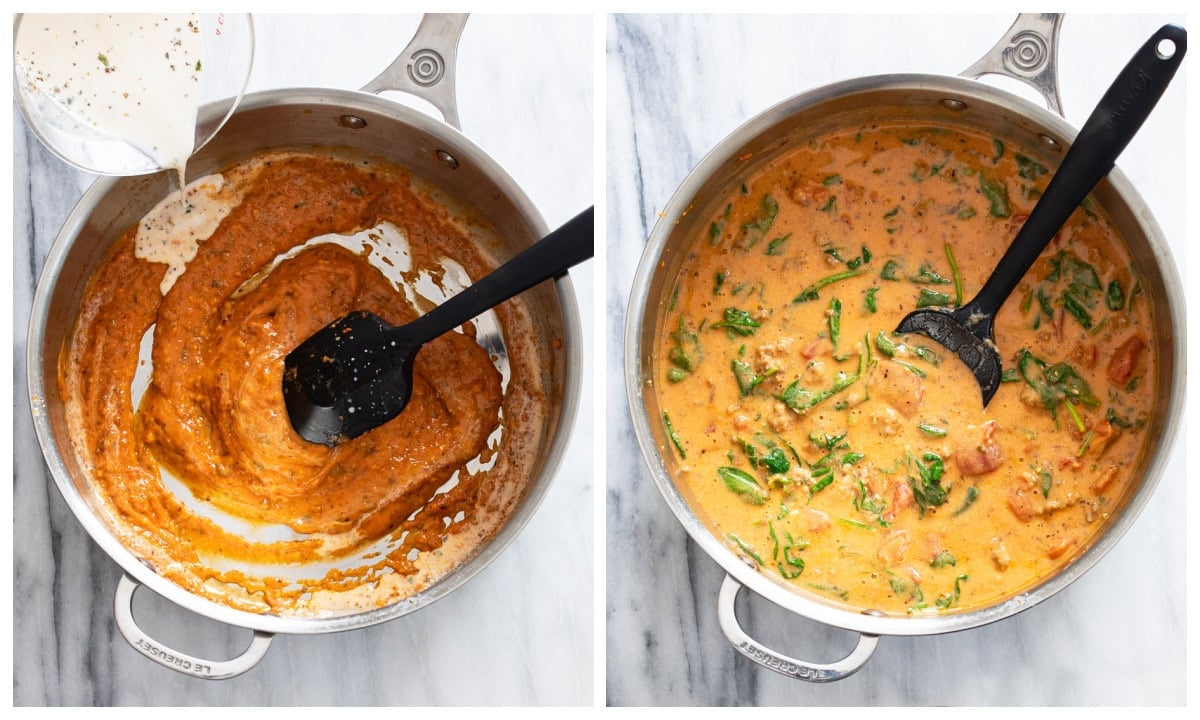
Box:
(15, 13, 203, 180)
(135, 173, 242, 294)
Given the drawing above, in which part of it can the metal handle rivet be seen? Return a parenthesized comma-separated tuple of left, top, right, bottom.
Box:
(436, 149, 460, 169)
(940, 98, 968, 111)
(339, 115, 368, 129)
(1038, 133, 1062, 152)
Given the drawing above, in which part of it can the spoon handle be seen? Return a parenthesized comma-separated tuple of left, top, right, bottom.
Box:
(967, 24, 1185, 317)
(403, 206, 594, 346)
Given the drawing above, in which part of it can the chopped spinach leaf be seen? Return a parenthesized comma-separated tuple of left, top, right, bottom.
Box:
(910, 452, 949, 515)
(769, 521, 807, 579)
(931, 550, 957, 569)
(1016, 348, 1099, 422)
(1015, 154, 1049, 181)
(1038, 468, 1053, 498)
(874, 331, 898, 357)
(711, 307, 762, 336)
(738, 434, 791, 474)
(979, 174, 1011, 217)
(1105, 407, 1143, 430)
(945, 243, 964, 306)
(828, 298, 843, 352)
(918, 423, 948, 438)
(732, 359, 771, 397)
(719, 467, 766, 505)
(792, 269, 861, 303)
(766, 232, 792, 255)
(667, 316, 702, 380)
(935, 574, 968, 609)
(807, 583, 849, 601)
(709, 203, 733, 245)
(805, 433, 854, 497)
(1061, 291, 1095, 329)
(738, 195, 779, 250)
(663, 412, 686, 459)
(910, 263, 953, 285)
(853, 473, 889, 527)
(952, 486, 979, 516)
(890, 576, 925, 607)
(916, 288, 953, 307)
(761, 447, 790, 474)
(777, 353, 865, 413)
(1106, 280, 1125, 311)
(727, 533, 764, 566)
(846, 246, 872, 270)
(912, 345, 941, 365)
(893, 360, 926, 378)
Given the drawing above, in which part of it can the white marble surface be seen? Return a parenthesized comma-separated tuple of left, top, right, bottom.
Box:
(605, 14, 1186, 706)
(12, 14, 593, 706)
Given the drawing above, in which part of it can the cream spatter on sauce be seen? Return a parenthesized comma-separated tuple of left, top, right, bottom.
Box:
(15, 14, 203, 179)
(135, 174, 243, 295)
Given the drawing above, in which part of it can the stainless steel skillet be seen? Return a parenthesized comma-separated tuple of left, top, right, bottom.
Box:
(27, 14, 583, 679)
(624, 14, 1183, 682)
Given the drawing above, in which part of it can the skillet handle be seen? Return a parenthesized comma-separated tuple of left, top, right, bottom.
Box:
(961, 13, 1066, 117)
(360, 13, 469, 130)
(114, 574, 274, 680)
(717, 574, 879, 682)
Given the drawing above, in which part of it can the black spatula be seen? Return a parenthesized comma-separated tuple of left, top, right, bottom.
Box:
(283, 206, 593, 446)
(896, 24, 1185, 407)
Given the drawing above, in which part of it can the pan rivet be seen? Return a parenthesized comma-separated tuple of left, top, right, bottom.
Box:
(339, 115, 367, 129)
(1038, 134, 1062, 152)
(435, 149, 460, 169)
(940, 98, 967, 111)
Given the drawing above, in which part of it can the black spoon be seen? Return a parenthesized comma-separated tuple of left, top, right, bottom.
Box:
(283, 206, 593, 446)
(895, 24, 1185, 406)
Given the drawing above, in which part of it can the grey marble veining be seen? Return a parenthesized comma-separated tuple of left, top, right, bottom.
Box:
(13, 14, 593, 706)
(606, 14, 1186, 706)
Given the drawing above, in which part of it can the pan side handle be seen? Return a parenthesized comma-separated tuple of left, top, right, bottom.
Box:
(113, 574, 274, 680)
(360, 13, 469, 130)
(961, 13, 1066, 118)
(717, 574, 879, 682)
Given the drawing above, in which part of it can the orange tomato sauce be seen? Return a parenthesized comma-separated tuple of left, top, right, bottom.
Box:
(654, 123, 1155, 615)
(61, 151, 547, 616)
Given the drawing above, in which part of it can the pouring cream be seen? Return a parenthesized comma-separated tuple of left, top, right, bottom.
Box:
(14, 13, 203, 183)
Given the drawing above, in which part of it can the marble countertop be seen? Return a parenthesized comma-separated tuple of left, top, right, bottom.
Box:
(605, 14, 1186, 706)
(13, 14, 593, 706)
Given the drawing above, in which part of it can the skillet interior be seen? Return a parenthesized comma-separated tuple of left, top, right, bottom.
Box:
(627, 75, 1182, 637)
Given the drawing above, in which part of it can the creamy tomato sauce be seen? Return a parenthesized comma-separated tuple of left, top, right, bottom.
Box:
(655, 123, 1155, 615)
(61, 151, 547, 615)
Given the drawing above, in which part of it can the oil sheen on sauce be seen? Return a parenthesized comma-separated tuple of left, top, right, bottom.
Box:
(61, 151, 549, 616)
(15, 13, 202, 179)
(654, 122, 1155, 616)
